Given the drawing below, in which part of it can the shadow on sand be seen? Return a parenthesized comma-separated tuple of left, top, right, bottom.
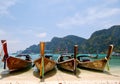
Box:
(103, 71, 120, 77)
(57, 68, 81, 78)
(33, 67, 57, 79)
(0, 67, 32, 79)
(80, 68, 120, 78)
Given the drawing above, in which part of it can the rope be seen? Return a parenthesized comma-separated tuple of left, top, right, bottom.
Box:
(106, 60, 110, 71)
(105, 57, 110, 71)
(42, 56, 44, 78)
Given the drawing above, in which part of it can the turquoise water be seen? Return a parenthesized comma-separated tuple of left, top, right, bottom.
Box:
(0, 54, 120, 71)
(30, 54, 120, 68)
(77, 54, 120, 68)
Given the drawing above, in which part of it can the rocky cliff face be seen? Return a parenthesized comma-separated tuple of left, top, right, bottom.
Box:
(22, 25, 120, 54)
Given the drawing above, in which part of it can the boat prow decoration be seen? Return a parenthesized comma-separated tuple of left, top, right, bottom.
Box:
(1, 40, 32, 71)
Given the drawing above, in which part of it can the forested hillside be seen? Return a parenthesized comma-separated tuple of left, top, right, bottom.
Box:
(22, 25, 120, 54)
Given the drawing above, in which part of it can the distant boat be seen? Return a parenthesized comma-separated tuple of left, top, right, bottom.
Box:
(77, 45, 113, 71)
(0, 40, 32, 72)
(56, 45, 79, 74)
(112, 52, 120, 56)
(33, 42, 56, 80)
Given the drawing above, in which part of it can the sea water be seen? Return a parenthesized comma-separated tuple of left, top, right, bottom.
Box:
(0, 54, 120, 73)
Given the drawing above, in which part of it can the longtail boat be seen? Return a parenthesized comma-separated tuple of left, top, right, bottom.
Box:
(33, 42, 56, 81)
(77, 45, 113, 71)
(0, 40, 32, 71)
(57, 45, 79, 74)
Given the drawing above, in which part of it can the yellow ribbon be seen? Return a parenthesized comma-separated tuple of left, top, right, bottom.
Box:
(40, 56, 44, 78)
(105, 57, 110, 71)
(42, 57, 44, 78)
(106, 60, 110, 71)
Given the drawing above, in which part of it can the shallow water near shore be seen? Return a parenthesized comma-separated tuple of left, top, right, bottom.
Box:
(0, 54, 120, 84)
(0, 54, 120, 73)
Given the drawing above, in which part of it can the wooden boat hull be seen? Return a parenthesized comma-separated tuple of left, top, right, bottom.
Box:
(57, 58, 79, 72)
(7, 56, 32, 71)
(78, 59, 107, 71)
(78, 45, 113, 71)
(34, 57, 56, 74)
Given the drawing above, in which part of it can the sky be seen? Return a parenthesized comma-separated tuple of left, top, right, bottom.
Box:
(0, 0, 120, 53)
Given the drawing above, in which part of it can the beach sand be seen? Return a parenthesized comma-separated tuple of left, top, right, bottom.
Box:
(0, 67, 120, 84)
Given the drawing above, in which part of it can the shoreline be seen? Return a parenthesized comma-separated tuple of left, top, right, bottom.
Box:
(0, 67, 120, 84)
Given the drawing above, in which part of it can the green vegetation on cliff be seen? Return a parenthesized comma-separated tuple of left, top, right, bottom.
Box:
(22, 25, 120, 54)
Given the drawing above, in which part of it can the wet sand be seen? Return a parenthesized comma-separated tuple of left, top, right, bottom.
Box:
(0, 67, 120, 84)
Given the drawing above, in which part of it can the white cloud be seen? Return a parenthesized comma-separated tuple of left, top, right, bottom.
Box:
(0, 0, 18, 16)
(35, 32, 47, 38)
(88, 8, 120, 19)
(57, 7, 120, 29)
(56, 0, 120, 29)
